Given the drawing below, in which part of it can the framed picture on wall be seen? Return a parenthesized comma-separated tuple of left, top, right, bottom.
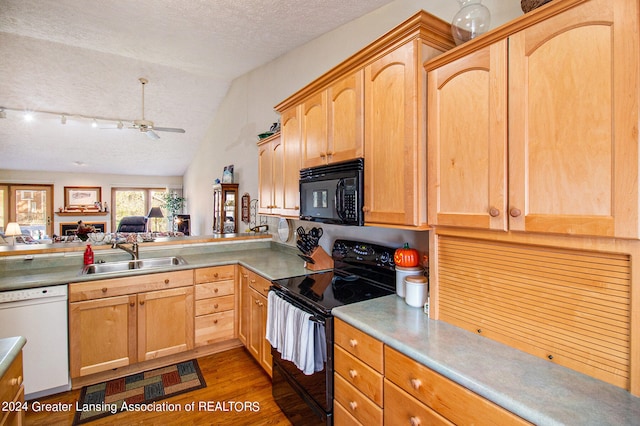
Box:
(64, 186, 101, 210)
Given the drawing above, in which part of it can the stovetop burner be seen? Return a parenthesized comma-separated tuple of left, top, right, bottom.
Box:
(271, 239, 398, 313)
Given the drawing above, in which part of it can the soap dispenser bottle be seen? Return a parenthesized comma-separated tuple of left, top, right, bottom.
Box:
(84, 244, 94, 265)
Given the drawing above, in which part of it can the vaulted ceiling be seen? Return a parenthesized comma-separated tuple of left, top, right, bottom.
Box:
(0, 0, 395, 176)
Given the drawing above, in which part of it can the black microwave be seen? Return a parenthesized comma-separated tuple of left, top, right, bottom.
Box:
(299, 158, 364, 226)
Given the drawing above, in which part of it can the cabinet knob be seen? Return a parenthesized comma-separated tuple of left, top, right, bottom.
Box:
(164, 279, 170, 284)
(214, 288, 219, 293)
(349, 401, 357, 411)
(101, 287, 108, 293)
(349, 339, 358, 348)
(489, 207, 500, 217)
(410, 378, 421, 390)
(362, 206, 370, 213)
(214, 303, 219, 309)
(10, 376, 22, 386)
(348, 369, 358, 379)
(213, 319, 218, 324)
(130, 302, 135, 307)
(263, 288, 269, 292)
(214, 273, 219, 278)
(410, 416, 421, 426)
(140, 300, 145, 305)
(320, 152, 327, 158)
(259, 301, 264, 307)
(509, 208, 522, 217)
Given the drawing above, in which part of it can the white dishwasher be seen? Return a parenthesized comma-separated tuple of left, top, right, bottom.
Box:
(0, 285, 70, 399)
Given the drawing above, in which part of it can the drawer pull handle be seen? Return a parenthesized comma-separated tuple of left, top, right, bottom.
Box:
(348, 369, 357, 379)
(349, 401, 357, 411)
(349, 339, 358, 348)
(214, 319, 218, 324)
(410, 416, 421, 426)
(214, 303, 219, 309)
(10, 376, 22, 386)
(101, 287, 108, 293)
(410, 378, 421, 390)
(214, 288, 219, 293)
(263, 288, 269, 292)
(164, 279, 170, 284)
(214, 273, 219, 278)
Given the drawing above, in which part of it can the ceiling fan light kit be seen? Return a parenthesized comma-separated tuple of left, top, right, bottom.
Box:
(0, 77, 185, 139)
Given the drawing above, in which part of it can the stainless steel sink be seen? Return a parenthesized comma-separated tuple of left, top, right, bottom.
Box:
(82, 256, 187, 275)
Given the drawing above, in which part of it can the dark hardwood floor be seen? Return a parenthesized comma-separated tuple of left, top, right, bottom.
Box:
(25, 347, 292, 425)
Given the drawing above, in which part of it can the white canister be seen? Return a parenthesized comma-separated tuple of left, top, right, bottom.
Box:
(405, 275, 429, 308)
(395, 266, 423, 298)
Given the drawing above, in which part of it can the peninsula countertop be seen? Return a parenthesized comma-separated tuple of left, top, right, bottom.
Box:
(0, 336, 26, 381)
(0, 238, 314, 292)
(333, 295, 640, 426)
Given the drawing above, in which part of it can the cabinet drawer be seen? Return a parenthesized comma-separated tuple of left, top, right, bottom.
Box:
(384, 379, 453, 426)
(335, 318, 383, 372)
(195, 310, 235, 346)
(335, 345, 383, 406)
(195, 280, 234, 300)
(195, 265, 235, 284)
(0, 352, 23, 404)
(334, 400, 364, 426)
(248, 273, 271, 297)
(69, 270, 193, 302)
(385, 347, 531, 426)
(334, 373, 382, 426)
(195, 295, 235, 315)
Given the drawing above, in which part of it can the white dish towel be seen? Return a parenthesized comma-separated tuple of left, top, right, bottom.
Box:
(266, 291, 324, 375)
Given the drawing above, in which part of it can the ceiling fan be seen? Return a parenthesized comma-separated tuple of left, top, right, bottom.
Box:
(126, 77, 186, 140)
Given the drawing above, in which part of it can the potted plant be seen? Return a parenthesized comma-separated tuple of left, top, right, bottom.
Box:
(158, 192, 186, 232)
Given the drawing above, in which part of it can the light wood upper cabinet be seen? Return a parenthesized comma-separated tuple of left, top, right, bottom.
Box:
(302, 91, 328, 168)
(302, 70, 364, 169)
(427, 0, 639, 238)
(427, 41, 508, 231)
(365, 40, 446, 228)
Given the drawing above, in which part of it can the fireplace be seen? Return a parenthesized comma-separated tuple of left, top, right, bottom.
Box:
(59, 222, 106, 236)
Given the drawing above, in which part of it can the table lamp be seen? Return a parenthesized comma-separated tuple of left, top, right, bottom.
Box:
(5, 222, 22, 245)
(147, 207, 164, 232)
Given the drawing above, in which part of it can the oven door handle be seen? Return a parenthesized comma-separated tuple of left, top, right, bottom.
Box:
(269, 287, 327, 325)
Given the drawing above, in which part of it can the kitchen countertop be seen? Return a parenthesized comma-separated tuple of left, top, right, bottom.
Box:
(0, 336, 26, 379)
(333, 295, 640, 426)
(0, 239, 314, 292)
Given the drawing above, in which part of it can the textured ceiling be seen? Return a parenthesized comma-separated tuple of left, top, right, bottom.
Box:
(0, 0, 394, 176)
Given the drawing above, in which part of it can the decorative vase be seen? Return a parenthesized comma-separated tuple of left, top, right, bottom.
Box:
(451, 0, 491, 45)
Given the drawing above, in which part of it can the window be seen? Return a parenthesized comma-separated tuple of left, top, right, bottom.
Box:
(0, 184, 53, 237)
(111, 188, 172, 232)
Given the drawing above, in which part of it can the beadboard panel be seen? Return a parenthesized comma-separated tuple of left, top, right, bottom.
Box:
(437, 235, 631, 389)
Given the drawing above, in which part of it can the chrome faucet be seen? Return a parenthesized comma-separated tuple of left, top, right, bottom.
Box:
(112, 241, 139, 260)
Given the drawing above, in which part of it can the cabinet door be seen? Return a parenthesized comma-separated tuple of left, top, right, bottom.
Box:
(427, 41, 508, 231)
(248, 287, 263, 362)
(302, 91, 328, 168)
(238, 267, 250, 346)
(69, 295, 137, 378)
(364, 42, 421, 226)
(327, 70, 364, 164)
(137, 286, 194, 362)
(281, 114, 301, 216)
(258, 139, 274, 214)
(508, 0, 638, 238)
(258, 291, 272, 376)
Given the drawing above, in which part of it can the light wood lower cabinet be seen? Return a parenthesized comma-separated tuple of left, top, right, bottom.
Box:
(69, 270, 194, 378)
(194, 265, 237, 346)
(0, 351, 25, 426)
(334, 318, 530, 425)
(241, 267, 272, 376)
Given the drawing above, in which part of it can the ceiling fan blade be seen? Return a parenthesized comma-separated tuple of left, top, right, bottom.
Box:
(145, 130, 160, 140)
(154, 127, 186, 133)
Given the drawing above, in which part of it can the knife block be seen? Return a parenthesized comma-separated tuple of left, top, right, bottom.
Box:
(304, 246, 334, 271)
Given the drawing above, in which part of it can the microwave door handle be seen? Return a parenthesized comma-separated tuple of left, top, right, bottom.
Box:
(336, 179, 346, 221)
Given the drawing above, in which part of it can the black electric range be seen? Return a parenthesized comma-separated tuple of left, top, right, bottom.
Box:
(271, 239, 397, 314)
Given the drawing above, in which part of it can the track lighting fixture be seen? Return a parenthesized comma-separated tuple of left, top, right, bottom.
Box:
(0, 108, 6, 119)
(60, 115, 66, 124)
(117, 121, 123, 129)
(24, 112, 34, 122)
(91, 119, 98, 128)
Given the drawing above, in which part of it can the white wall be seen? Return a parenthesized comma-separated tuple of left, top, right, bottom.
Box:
(0, 169, 182, 235)
(184, 0, 523, 250)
